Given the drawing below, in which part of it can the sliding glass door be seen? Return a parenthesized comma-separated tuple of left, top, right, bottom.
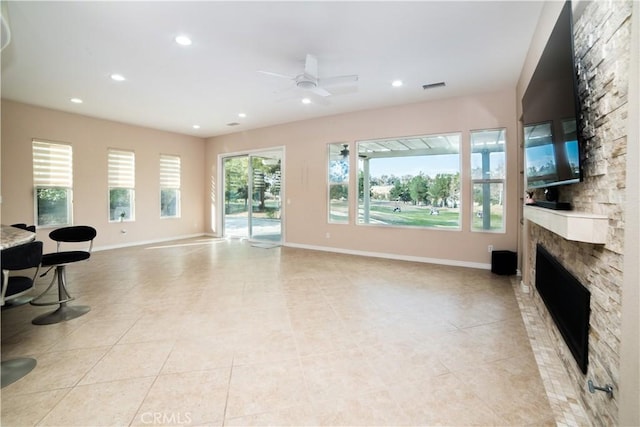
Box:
(223, 156, 249, 238)
(249, 153, 282, 241)
(222, 150, 282, 242)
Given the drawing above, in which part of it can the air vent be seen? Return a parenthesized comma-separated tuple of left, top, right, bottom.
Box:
(422, 82, 446, 90)
(226, 122, 240, 127)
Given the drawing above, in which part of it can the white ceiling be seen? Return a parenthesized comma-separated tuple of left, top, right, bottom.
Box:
(1, 1, 544, 138)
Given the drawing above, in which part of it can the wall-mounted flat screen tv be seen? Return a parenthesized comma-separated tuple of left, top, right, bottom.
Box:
(522, 1, 584, 190)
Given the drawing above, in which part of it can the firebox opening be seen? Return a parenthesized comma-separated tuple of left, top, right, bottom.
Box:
(535, 244, 591, 374)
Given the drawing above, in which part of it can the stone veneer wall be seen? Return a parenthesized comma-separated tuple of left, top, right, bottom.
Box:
(526, 1, 632, 425)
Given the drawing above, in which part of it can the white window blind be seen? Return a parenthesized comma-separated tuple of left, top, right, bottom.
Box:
(108, 149, 135, 188)
(32, 140, 73, 187)
(160, 154, 181, 189)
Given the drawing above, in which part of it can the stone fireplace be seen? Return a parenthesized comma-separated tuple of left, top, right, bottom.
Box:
(525, 221, 619, 425)
(519, 1, 633, 425)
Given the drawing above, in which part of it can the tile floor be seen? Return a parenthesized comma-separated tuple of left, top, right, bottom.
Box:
(1, 237, 557, 426)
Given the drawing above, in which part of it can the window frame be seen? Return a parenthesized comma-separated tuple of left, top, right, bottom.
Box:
(108, 148, 136, 223)
(356, 132, 462, 231)
(470, 128, 507, 233)
(159, 153, 181, 219)
(32, 140, 74, 228)
(327, 142, 350, 224)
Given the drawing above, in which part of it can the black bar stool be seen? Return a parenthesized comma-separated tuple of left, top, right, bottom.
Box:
(1, 240, 42, 307)
(31, 226, 97, 325)
(1, 240, 43, 387)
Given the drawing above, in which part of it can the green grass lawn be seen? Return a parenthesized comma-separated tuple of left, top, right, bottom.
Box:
(365, 203, 460, 228)
(471, 213, 504, 231)
(330, 200, 504, 229)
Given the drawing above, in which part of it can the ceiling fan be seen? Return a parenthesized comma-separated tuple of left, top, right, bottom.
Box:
(258, 54, 358, 97)
(340, 144, 349, 158)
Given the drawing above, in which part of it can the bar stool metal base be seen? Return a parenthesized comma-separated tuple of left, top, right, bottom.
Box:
(31, 264, 90, 325)
(1, 358, 37, 388)
(1, 295, 34, 310)
(32, 303, 90, 325)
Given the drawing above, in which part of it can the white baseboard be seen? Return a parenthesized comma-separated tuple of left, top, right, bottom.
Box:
(93, 233, 206, 252)
(283, 242, 492, 270)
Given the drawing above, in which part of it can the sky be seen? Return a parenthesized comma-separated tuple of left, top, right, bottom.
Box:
(367, 154, 460, 178)
(525, 140, 579, 172)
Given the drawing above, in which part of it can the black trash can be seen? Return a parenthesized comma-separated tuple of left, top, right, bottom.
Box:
(491, 250, 517, 275)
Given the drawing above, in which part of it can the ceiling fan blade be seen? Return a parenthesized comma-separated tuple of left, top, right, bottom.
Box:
(304, 54, 319, 79)
(309, 86, 332, 97)
(257, 70, 294, 80)
(320, 74, 359, 87)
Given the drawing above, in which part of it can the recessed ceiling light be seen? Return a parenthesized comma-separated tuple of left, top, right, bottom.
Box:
(301, 98, 311, 104)
(392, 80, 403, 87)
(110, 73, 126, 82)
(238, 113, 247, 118)
(175, 35, 192, 46)
(192, 125, 200, 129)
(70, 98, 83, 104)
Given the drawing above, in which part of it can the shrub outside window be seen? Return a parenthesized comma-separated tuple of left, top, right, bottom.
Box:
(357, 133, 461, 229)
(471, 128, 506, 232)
(32, 140, 73, 227)
(328, 143, 350, 223)
(108, 149, 135, 222)
(160, 154, 181, 218)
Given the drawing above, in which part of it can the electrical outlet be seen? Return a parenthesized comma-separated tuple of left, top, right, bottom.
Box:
(326, 232, 331, 239)
(488, 245, 494, 253)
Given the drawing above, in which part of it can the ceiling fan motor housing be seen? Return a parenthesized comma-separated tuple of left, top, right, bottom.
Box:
(296, 76, 317, 90)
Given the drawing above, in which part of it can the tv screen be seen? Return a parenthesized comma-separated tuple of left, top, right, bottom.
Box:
(523, 1, 583, 190)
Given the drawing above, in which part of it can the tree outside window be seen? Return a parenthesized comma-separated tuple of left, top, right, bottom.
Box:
(328, 142, 350, 223)
(109, 188, 134, 221)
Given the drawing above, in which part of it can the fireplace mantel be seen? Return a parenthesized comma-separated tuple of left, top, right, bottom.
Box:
(523, 206, 608, 244)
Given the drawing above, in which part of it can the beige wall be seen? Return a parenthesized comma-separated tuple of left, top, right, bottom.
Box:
(206, 89, 519, 267)
(1, 100, 205, 252)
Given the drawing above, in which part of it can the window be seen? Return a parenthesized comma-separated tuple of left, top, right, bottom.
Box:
(471, 128, 506, 232)
(328, 143, 350, 223)
(160, 154, 181, 218)
(357, 133, 461, 229)
(32, 140, 73, 227)
(108, 149, 135, 222)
